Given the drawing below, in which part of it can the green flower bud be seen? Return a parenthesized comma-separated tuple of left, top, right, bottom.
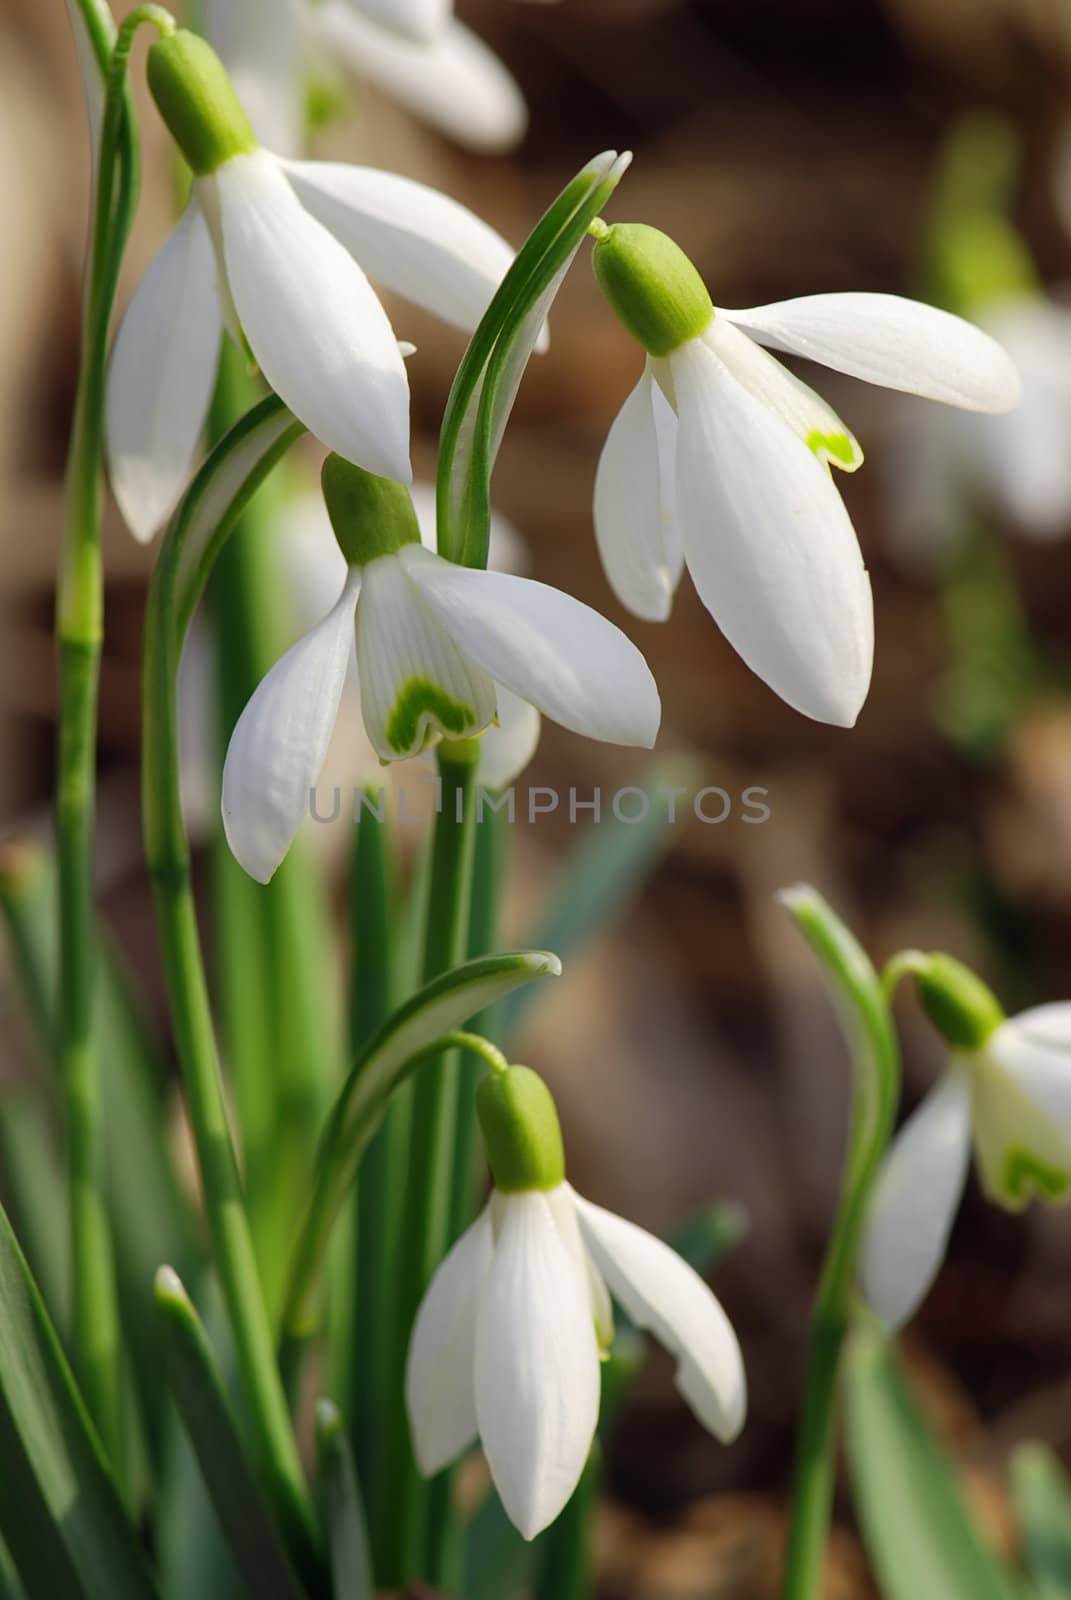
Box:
(916, 953, 1005, 1052)
(148, 30, 256, 177)
(591, 222, 714, 357)
(321, 455, 421, 567)
(477, 1066, 565, 1193)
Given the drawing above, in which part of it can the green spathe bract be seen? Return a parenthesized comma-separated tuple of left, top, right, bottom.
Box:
(591, 222, 714, 357)
(477, 1065, 566, 1193)
(915, 953, 1005, 1053)
(322, 455, 422, 567)
(148, 29, 256, 177)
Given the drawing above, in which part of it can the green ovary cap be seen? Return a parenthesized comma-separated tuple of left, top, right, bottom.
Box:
(917, 953, 1005, 1052)
(148, 30, 256, 176)
(592, 222, 714, 357)
(477, 1066, 565, 1193)
(321, 455, 421, 567)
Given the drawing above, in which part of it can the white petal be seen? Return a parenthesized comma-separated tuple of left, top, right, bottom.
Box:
(669, 337, 873, 727)
(477, 687, 541, 789)
(571, 1188, 746, 1442)
(201, 0, 304, 156)
(475, 1192, 600, 1540)
(311, 2, 527, 153)
(706, 318, 863, 471)
(281, 158, 516, 336)
(544, 1184, 614, 1350)
(346, 0, 450, 45)
(859, 1067, 972, 1330)
(400, 545, 661, 748)
(405, 1205, 493, 1475)
(221, 572, 360, 882)
(995, 1005, 1071, 1141)
(724, 293, 1020, 414)
(215, 149, 411, 481)
(105, 206, 222, 542)
(355, 553, 497, 760)
(594, 365, 682, 623)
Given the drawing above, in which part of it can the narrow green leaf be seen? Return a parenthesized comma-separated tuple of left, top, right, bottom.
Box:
(281, 950, 562, 1342)
(153, 1269, 309, 1600)
(1011, 1443, 1071, 1600)
(315, 1400, 374, 1600)
(845, 1321, 1020, 1600)
(0, 1202, 159, 1599)
(0, 1092, 68, 1329)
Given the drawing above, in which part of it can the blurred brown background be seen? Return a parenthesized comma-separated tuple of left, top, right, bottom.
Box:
(5, 1, 1071, 1595)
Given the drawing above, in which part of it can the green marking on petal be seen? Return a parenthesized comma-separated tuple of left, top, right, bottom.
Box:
(1002, 1145, 1071, 1206)
(807, 429, 863, 472)
(384, 678, 477, 755)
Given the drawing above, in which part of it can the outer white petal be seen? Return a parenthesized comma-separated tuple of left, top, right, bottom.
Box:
(706, 317, 863, 471)
(214, 149, 411, 481)
(280, 159, 516, 336)
(477, 687, 542, 789)
(594, 365, 682, 623)
(400, 545, 661, 748)
(222, 572, 360, 882)
(355, 553, 497, 760)
(993, 1005, 1071, 1138)
(313, 2, 527, 152)
(859, 1067, 972, 1330)
(723, 293, 1021, 414)
(347, 0, 450, 45)
(475, 1192, 600, 1540)
(202, 0, 303, 156)
(669, 336, 873, 727)
(405, 1205, 493, 1476)
(571, 1188, 746, 1442)
(105, 206, 222, 542)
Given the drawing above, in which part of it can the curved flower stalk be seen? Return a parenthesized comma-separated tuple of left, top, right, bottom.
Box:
(405, 1064, 746, 1539)
(105, 27, 522, 539)
(590, 221, 1021, 727)
(222, 458, 660, 882)
(862, 954, 1071, 1331)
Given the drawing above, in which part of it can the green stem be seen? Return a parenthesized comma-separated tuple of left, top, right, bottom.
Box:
(781, 891, 901, 1600)
(385, 741, 479, 1587)
(55, 0, 172, 1469)
(141, 431, 319, 1580)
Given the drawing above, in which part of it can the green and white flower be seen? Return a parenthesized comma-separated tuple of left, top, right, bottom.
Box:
(862, 961, 1071, 1330)
(105, 28, 522, 540)
(221, 461, 659, 882)
(405, 1066, 746, 1539)
(591, 222, 1021, 727)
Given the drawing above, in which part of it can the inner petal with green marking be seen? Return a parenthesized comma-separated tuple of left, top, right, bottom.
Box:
(384, 678, 480, 756)
(1002, 1145, 1071, 1206)
(807, 428, 863, 471)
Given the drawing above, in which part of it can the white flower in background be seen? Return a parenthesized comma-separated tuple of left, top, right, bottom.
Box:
(590, 222, 1021, 728)
(222, 459, 659, 882)
(861, 955, 1071, 1331)
(886, 293, 1071, 563)
(105, 28, 520, 541)
(406, 1065, 746, 1539)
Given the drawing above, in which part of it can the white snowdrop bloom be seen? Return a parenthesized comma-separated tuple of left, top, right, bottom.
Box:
(222, 460, 659, 881)
(105, 29, 519, 542)
(861, 956, 1071, 1332)
(405, 1065, 746, 1539)
(591, 222, 1021, 727)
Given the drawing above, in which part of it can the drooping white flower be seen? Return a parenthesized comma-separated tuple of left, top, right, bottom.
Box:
(861, 959, 1071, 1331)
(405, 1066, 745, 1539)
(222, 460, 659, 882)
(591, 222, 1021, 728)
(105, 28, 520, 540)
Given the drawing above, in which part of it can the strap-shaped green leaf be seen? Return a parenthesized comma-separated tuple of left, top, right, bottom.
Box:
(153, 1270, 311, 1600)
(1011, 1443, 1071, 1600)
(437, 150, 631, 568)
(280, 950, 561, 1343)
(0, 1203, 159, 1599)
(845, 1322, 1020, 1600)
(314, 1401, 374, 1600)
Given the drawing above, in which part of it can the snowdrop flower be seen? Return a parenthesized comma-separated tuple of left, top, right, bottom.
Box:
(861, 953, 1071, 1331)
(590, 221, 1021, 727)
(105, 29, 520, 540)
(406, 1063, 746, 1538)
(222, 458, 660, 881)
